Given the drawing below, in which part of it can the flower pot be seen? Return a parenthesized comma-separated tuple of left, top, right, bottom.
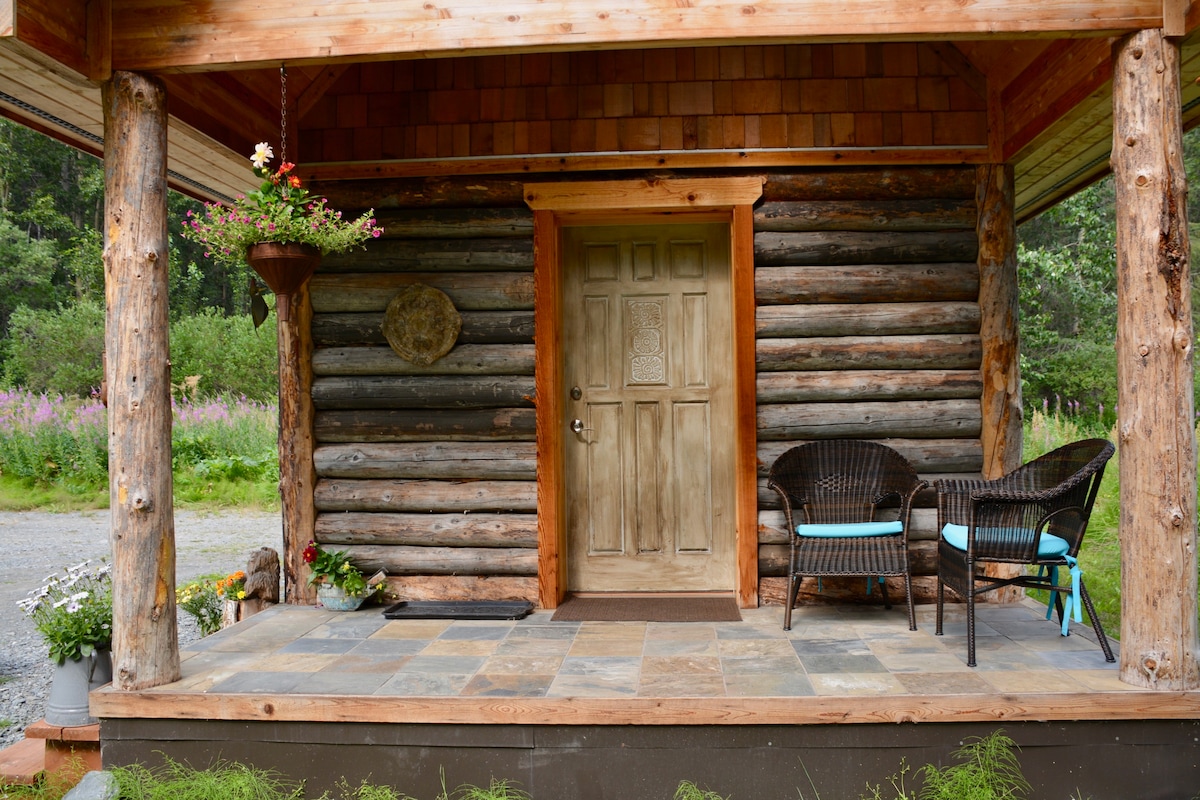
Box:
(245, 242, 321, 322)
(45, 649, 112, 727)
(317, 583, 364, 612)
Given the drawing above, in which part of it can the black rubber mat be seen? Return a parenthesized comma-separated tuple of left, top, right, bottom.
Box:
(382, 600, 535, 620)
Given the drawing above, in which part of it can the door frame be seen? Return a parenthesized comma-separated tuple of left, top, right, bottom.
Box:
(525, 177, 762, 608)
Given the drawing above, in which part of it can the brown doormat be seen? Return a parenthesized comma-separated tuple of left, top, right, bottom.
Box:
(550, 595, 741, 622)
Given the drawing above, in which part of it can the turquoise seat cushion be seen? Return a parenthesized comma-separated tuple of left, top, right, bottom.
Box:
(941, 523, 1070, 558)
(796, 521, 903, 538)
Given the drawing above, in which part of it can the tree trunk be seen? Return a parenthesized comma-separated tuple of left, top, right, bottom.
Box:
(281, 284, 317, 604)
(976, 164, 1023, 480)
(1112, 29, 1200, 690)
(103, 71, 179, 690)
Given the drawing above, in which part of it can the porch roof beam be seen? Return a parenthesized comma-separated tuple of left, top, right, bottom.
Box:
(109, 0, 1163, 74)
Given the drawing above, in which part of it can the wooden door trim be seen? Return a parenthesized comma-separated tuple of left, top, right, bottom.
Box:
(529, 177, 762, 609)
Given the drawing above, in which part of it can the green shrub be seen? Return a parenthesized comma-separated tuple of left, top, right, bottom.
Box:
(3, 300, 104, 397)
(169, 308, 278, 403)
(917, 730, 1030, 800)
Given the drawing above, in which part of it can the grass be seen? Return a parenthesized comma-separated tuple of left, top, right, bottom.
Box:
(0, 389, 279, 513)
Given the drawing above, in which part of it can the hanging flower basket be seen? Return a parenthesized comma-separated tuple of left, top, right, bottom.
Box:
(180, 142, 381, 322)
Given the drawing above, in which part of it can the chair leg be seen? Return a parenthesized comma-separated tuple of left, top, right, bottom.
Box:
(877, 576, 892, 610)
(903, 572, 916, 631)
(783, 573, 802, 631)
(965, 563, 977, 667)
(1079, 580, 1116, 663)
(935, 577, 945, 635)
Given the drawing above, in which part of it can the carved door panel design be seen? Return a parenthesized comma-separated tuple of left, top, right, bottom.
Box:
(562, 223, 735, 591)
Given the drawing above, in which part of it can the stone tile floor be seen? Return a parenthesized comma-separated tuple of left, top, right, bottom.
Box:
(165, 598, 1129, 699)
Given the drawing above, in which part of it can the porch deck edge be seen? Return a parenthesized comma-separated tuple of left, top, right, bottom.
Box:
(91, 688, 1200, 727)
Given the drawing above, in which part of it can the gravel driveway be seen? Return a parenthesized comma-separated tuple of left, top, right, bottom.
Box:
(0, 509, 280, 748)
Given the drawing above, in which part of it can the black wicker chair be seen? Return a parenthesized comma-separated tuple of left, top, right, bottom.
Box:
(768, 440, 927, 631)
(934, 438, 1116, 667)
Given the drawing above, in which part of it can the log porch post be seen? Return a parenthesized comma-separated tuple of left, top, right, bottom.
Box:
(281, 283, 317, 603)
(103, 71, 180, 690)
(1111, 29, 1200, 689)
(976, 163, 1023, 480)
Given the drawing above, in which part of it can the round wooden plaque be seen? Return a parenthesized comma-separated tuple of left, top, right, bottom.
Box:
(382, 284, 462, 366)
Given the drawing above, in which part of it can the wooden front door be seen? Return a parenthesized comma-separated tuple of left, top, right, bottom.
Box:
(562, 223, 736, 592)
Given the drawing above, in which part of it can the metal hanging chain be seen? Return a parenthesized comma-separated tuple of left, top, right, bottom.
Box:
(280, 65, 288, 164)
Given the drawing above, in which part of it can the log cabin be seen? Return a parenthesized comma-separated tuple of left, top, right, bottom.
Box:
(2, 0, 1199, 795)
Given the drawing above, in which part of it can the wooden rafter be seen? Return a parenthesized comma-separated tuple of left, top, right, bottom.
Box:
(107, 0, 1163, 74)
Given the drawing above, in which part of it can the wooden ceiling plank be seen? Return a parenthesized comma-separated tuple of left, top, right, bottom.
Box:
(109, 0, 1162, 73)
(1015, 137, 1111, 219)
(1002, 37, 1113, 159)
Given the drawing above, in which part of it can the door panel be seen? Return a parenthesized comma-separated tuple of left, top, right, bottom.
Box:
(563, 223, 734, 592)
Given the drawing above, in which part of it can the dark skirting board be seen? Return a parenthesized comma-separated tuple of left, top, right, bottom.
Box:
(382, 601, 534, 620)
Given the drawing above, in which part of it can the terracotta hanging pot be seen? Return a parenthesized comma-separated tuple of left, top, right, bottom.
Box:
(245, 242, 321, 322)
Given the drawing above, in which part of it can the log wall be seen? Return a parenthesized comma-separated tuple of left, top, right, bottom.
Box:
(310, 165, 981, 606)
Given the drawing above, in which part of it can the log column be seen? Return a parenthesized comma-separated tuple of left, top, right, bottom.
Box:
(103, 71, 180, 690)
(1112, 29, 1200, 689)
(281, 283, 317, 603)
(976, 164, 1022, 480)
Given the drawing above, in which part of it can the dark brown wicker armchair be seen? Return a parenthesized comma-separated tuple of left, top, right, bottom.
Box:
(768, 440, 927, 631)
(934, 438, 1116, 667)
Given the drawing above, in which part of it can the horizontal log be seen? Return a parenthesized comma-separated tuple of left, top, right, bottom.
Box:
(756, 334, 981, 371)
(755, 302, 980, 337)
(756, 399, 983, 440)
(757, 370, 982, 403)
(757, 438, 984, 475)
(759, 540, 937, 577)
(382, 575, 537, 604)
(312, 375, 535, 409)
(314, 408, 536, 442)
(755, 231, 978, 266)
(314, 442, 536, 480)
(762, 169, 977, 202)
(759, 508, 939, 546)
(321, 238, 533, 273)
(313, 345, 535, 377)
(754, 199, 977, 232)
(339, 544, 537, 576)
(315, 478, 535, 512)
(313, 310, 535, 347)
(759, 575, 941, 607)
(370, 207, 534, 239)
(316, 512, 538, 546)
(310, 272, 535, 313)
(314, 176, 527, 209)
(755, 264, 979, 304)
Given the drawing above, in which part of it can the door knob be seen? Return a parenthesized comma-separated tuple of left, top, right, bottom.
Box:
(570, 419, 594, 435)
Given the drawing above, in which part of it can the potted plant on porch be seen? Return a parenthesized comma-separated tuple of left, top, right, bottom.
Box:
(17, 559, 113, 726)
(302, 540, 378, 612)
(180, 142, 382, 321)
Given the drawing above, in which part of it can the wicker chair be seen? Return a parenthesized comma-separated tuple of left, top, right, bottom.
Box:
(934, 438, 1116, 667)
(768, 440, 927, 631)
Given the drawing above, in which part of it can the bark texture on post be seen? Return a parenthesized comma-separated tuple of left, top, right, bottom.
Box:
(281, 283, 318, 603)
(1112, 29, 1200, 690)
(976, 164, 1022, 480)
(103, 71, 180, 690)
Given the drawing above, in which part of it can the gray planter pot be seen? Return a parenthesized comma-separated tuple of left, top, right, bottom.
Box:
(45, 649, 112, 727)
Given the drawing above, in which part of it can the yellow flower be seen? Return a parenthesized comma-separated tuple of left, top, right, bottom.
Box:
(237, 590, 246, 600)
